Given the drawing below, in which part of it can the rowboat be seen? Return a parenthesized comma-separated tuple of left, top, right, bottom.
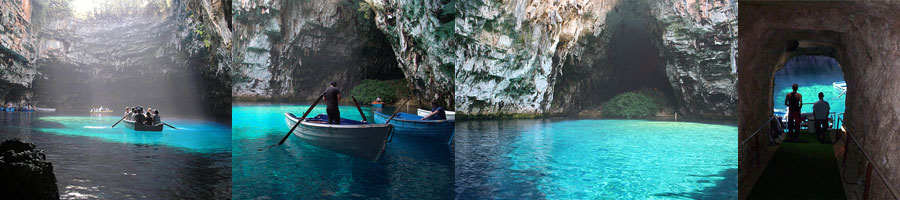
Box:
(374, 111, 455, 143)
(284, 113, 392, 162)
(417, 109, 456, 121)
(371, 102, 383, 108)
(121, 119, 164, 131)
(3, 107, 14, 112)
(90, 110, 114, 113)
(35, 107, 56, 112)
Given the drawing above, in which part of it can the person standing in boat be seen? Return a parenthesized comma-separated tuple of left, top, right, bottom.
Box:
(785, 83, 803, 141)
(813, 92, 831, 143)
(421, 100, 447, 120)
(324, 81, 342, 124)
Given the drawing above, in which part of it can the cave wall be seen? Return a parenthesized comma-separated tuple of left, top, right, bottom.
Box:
(232, 0, 411, 105)
(31, 0, 232, 120)
(0, 0, 37, 105)
(738, 2, 900, 199)
(454, 0, 736, 118)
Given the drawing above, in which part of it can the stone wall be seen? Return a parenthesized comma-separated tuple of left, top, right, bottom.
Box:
(232, 0, 410, 104)
(0, 0, 37, 104)
(454, 0, 736, 118)
(738, 1, 900, 199)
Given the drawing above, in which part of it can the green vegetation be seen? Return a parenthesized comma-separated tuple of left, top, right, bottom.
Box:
(601, 88, 667, 119)
(350, 79, 411, 104)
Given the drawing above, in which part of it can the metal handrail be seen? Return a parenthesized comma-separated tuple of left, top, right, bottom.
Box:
(839, 125, 900, 199)
(740, 115, 777, 147)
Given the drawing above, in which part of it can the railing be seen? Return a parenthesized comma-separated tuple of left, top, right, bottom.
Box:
(738, 115, 777, 186)
(837, 121, 899, 200)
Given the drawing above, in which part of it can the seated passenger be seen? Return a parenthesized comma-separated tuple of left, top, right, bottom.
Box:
(420, 100, 447, 120)
(152, 110, 161, 124)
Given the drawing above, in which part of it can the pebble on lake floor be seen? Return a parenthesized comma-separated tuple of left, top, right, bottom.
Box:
(0, 138, 59, 200)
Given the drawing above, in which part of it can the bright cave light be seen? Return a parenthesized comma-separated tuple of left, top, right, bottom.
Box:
(70, 0, 96, 17)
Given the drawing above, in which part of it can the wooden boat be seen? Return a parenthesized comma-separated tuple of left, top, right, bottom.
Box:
(90, 110, 114, 113)
(4, 107, 14, 112)
(121, 118, 164, 131)
(417, 108, 456, 121)
(284, 113, 392, 162)
(374, 111, 455, 143)
(371, 102, 383, 108)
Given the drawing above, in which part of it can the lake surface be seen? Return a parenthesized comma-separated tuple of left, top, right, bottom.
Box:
(454, 119, 738, 199)
(232, 103, 455, 199)
(0, 112, 231, 199)
(773, 55, 846, 117)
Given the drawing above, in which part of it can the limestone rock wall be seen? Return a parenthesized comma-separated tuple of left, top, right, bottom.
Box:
(0, 0, 37, 104)
(738, 2, 900, 198)
(454, 0, 736, 118)
(232, 0, 408, 104)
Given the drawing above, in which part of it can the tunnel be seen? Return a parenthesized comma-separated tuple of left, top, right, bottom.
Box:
(738, 2, 900, 199)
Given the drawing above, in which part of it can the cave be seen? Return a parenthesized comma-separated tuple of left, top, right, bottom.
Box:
(738, 2, 900, 199)
(20, 0, 233, 121)
(555, 0, 678, 116)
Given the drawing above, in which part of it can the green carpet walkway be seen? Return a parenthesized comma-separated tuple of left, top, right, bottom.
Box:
(747, 131, 846, 199)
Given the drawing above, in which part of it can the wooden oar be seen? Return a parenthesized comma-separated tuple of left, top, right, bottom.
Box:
(260, 93, 325, 151)
(111, 114, 128, 128)
(350, 96, 367, 122)
(162, 123, 179, 130)
(384, 97, 412, 124)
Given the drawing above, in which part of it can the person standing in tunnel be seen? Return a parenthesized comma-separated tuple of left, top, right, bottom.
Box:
(813, 92, 831, 143)
(324, 81, 342, 124)
(785, 83, 803, 141)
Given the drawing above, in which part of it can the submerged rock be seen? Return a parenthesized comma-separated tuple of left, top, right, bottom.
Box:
(0, 138, 59, 200)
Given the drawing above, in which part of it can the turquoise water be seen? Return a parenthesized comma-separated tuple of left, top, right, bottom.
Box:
(34, 115, 231, 153)
(455, 119, 737, 199)
(232, 103, 454, 199)
(773, 55, 845, 115)
(0, 112, 231, 199)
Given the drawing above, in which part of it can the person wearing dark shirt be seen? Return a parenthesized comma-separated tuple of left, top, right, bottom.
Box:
(134, 108, 146, 124)
(421, 100, 447, 120)
(785, 83, 803, 141)
(152, 110, 161, 125)
(324, 82, 342, 124)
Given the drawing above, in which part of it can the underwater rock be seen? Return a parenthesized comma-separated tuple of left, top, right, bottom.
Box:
(0, 138, 59, 200)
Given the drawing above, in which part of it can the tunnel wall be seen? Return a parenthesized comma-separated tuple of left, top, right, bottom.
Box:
(738, 2, 900, 199)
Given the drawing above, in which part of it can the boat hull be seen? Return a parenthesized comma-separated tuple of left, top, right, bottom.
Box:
(374, 111, 455, 143)
(122, 119, 164, 131)
(285, 113, 391, 162)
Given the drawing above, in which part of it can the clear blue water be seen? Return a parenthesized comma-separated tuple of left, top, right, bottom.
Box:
(0, 112, 231, 199)
(455, 119, 737, 199)
(773, 55, 846, 116)
(232, 103, 454, 199)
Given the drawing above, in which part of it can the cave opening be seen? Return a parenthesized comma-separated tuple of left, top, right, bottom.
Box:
(602, 10, 675, 103)
(772, 55, 845, 127)
(30, 0, 227, 120)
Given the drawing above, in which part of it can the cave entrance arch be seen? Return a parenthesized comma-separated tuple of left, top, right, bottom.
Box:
(772, 55, 846, 128)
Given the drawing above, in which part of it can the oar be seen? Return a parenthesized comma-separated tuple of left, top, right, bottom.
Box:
(111, 114, 128, 128)
(162, 123, 179, 130)
(351, 96, 367, 122)
(385, 97, 412, 124)
(260, 93, 325, 151)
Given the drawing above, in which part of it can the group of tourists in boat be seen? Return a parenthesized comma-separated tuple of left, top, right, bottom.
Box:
(3, 102, 36, 112)
(772, 83, 836, 144)
(124, 106, 162, 126)
(278, 81, 455, 162)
